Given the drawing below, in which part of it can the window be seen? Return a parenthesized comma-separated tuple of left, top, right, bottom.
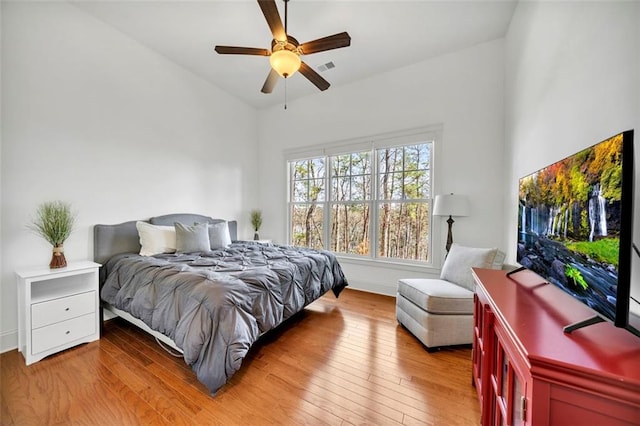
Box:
(330, 151, 372, 255)
(288, 131, 435, 263)
(290, 158, 325, 249)
(377, 144, 431, 260)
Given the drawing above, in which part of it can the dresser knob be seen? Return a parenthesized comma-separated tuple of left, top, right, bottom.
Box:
(65, 308, 70, 311)
(65, 331, 70, 335)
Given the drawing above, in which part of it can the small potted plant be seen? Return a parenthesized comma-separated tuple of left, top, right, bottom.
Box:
(28, 201, 76, 269)
(250, 209, 263, 240)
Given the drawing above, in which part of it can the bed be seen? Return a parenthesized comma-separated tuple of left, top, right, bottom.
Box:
(94, 213, 348, 395)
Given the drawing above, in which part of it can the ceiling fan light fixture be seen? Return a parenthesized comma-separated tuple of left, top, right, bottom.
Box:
(269, 49, 301, 78)
(215, 0, 349, 93)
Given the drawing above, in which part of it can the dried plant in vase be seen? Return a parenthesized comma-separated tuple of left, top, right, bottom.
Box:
(27, 201, 76, 269)
(250, 209, 263, 240)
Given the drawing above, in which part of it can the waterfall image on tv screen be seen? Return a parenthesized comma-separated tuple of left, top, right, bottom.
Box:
(517, 133, 628, 323)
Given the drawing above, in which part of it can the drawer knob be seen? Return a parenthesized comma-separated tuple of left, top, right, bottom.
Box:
(65, 308, 70, 311)
(65, 331, 70, 335)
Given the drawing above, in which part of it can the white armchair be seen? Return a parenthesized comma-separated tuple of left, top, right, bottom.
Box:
(396, 243, 504, 351)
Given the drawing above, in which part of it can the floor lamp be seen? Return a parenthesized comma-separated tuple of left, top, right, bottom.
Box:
(433, 193, 470, 253)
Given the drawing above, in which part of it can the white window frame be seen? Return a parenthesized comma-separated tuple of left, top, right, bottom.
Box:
(285, 126, 441, 266)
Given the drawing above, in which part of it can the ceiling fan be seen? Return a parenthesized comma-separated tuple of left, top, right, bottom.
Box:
(214, 0, 351, 94)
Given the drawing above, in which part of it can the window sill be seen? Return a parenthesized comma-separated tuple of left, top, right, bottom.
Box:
(335, 254, 441, 275)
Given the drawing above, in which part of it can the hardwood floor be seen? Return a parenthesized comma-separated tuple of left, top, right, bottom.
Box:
(1, 289, 480, 425)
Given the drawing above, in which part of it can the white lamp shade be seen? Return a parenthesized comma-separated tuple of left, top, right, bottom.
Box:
(269, 49, 301, 78)
(433, 194, 470, 217)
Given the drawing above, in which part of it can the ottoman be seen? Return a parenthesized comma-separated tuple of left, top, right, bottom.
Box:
(396, 278, 474, 351)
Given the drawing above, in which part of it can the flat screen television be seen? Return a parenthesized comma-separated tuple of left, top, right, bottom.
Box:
(513, 130, 638, 337)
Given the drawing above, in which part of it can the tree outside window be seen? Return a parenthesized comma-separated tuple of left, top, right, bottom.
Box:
(290, 158, 325, 249)
(288, 140, 433, 262)
(378, 144, 431, 260)
(330, 151, 371, 255)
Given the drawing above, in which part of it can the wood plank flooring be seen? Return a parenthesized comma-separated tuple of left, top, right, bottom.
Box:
(1, 289, 480, 425)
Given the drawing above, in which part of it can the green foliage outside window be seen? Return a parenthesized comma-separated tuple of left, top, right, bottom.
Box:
(289, 141, 433, 262)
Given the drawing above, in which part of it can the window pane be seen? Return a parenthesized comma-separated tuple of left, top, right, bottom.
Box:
(378, 147, 401, 175)
(351, 176, 370, 201)
(379, 147, 400, 200)
(379, 171, 404, 200)
(403, 144, 431, 199)
(291, 161, 306, 183)
(332, 174, 350, 201)
(291, 204, 324, 249)
(330, 203, 370, 255)
(378, 202, 430, 260)
(379, 144, 431, 200)
(404, 144, 430, 171)
(351, 151, 371, 175)
(310, 178, 325, 202)
(332, 154, 350, 177)
(292, 180, 308, 202)
(403, 169, 429, 199)
(311, 158, 325, 178)
(331, 151, 371, 201)
(291, 158, 325, 202)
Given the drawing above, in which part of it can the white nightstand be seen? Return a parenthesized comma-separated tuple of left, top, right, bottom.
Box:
(16, 261, 101, 365)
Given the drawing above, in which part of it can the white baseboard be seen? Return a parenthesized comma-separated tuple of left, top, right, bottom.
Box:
(1, 330, 18, 354)
(346, 280, 396, 297)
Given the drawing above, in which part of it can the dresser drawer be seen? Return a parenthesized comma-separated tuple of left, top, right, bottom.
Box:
(31, 291, 96, 329)
(31, 312, 96, 355)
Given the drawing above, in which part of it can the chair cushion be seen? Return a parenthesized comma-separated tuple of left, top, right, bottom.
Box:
(397, 278, 474, 315)
(396, 294, 473, 347)
(440, 243, 500, 290)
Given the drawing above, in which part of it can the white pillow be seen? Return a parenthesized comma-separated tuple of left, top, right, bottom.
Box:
(136, 221, 176, 256)
(208, 221, 232, 249)
(440, 243, 499, 291)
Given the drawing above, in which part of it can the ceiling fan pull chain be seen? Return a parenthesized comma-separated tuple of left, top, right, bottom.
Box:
(284, 78, 288, 110)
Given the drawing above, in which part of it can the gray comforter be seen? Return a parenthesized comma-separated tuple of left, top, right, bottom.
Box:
(100, 242, 347, 394)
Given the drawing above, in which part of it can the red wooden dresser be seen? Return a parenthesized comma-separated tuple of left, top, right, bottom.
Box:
(472, 268, 640, 426)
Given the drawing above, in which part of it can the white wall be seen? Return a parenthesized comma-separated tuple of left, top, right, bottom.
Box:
(0, 3, 4, 351)
(5, 0, 634, 356)
(0, 2, 259, 352)
(257, 39, 506, 295)
(504, 1, 640, 316)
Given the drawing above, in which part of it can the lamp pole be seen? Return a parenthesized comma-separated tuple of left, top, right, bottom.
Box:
(445, 215, 455, 253)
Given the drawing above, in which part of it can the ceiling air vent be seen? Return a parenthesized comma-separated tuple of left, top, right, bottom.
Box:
(317, 61, 336, 72)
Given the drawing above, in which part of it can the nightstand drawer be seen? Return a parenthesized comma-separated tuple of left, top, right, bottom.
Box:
(31, 312, 96, 355)
(31, 291, 96, 329)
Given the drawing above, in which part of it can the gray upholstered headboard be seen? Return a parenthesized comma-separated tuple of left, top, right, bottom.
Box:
(93, 213, 238, 265)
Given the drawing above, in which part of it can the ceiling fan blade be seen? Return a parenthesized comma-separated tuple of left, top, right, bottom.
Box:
(258, 0, 286, 42)
(261, 69, 279, 94)
(214, 46, 270, 56)
(299, 62, 330, 91)
(299, 32, 351, 55)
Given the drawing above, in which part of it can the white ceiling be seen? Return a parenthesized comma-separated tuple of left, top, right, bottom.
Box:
(72, 1, 518, 110)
